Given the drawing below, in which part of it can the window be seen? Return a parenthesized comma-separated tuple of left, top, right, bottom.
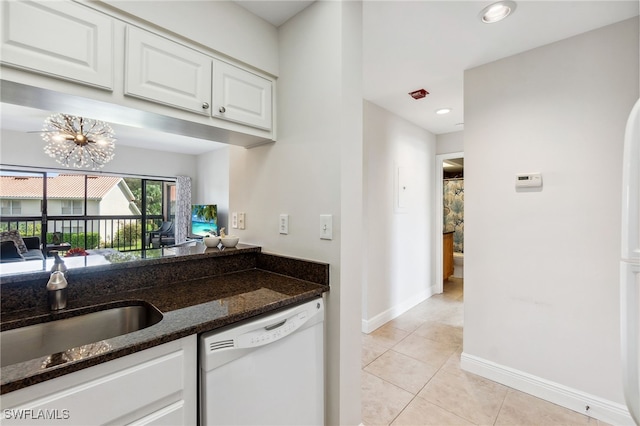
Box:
(61, 200, 83, 215)
(1, 169, 174, 252)
(1, 200, 22, 215)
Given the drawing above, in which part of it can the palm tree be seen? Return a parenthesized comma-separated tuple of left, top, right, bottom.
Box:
(192, 204, 217, 224)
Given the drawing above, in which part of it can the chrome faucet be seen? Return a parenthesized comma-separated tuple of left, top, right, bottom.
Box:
(47, 271, 68, 310)
(50, 251, 68, 278)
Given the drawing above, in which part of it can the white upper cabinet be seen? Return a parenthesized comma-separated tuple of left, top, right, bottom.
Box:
(213, 61, 273, 131)
(0, 0, 114, 90)
(125, 26, 212, 116)
(125, 25, 273, 131)
(0, 1, 275, 144)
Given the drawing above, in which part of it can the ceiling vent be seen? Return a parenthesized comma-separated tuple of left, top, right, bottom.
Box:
(409, 89, 429, 100)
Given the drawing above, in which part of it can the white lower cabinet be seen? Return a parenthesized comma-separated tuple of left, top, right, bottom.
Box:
(0, 336, 197, 425)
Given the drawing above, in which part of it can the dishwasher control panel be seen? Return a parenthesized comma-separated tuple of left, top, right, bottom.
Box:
(202, 299, 324, 355)
(237, 311, 307, 348)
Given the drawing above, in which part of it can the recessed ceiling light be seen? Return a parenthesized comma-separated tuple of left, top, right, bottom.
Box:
(436, 108, 452, 115)
(479, 1, 516, 24)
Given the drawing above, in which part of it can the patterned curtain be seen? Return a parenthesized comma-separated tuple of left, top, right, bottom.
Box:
(175, 176, 191, 244)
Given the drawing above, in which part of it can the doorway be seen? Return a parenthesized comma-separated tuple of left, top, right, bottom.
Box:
(435, 152, 464, 294)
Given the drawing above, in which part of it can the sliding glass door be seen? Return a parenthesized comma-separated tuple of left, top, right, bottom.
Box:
(0, 170, 47, 244)
(0, 169, 174, 252)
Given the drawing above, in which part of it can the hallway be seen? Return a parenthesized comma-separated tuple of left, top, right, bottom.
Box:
(361, 278, 609, 425)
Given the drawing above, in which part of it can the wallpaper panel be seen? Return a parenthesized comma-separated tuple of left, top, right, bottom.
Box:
(444, 178, 464, 253)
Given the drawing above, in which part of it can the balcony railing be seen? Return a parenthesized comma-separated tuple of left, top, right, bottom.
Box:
(0, 215, 165, 252)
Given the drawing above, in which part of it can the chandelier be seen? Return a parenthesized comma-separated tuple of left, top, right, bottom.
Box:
(41, 113, 116, 170)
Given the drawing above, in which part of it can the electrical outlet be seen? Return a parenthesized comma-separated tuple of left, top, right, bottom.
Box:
(320, 215, 332, 240)
(279, 214, 289, 234)
(231, 212, 238, 229)
(238, 212, 246, 230)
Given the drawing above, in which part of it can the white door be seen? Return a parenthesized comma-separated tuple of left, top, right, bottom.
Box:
(0, 0, 114, 89)
(213, 60, 272, 131)
(125, 26, 212, 115)
(622, 262, 640, 425)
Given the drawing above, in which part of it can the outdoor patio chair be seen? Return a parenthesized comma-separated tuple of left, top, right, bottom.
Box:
(148, 221, 175, 248)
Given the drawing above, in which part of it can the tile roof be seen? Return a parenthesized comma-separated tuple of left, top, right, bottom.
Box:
(0, 175, 124, 200)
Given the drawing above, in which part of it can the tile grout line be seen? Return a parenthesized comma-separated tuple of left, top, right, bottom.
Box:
(372, 335, 464, 422)
(362, 279, 465, 425)
(491, 386, 510, 425)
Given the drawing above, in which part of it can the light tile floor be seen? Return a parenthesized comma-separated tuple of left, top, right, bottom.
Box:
(361, 278, 610, 426)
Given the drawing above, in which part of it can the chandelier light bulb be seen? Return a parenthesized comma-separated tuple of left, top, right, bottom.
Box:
(75, 133, 86, 144)
(41, 113, 116, 170)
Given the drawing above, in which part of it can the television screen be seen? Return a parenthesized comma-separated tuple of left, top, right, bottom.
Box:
(191, 204, 218, 236)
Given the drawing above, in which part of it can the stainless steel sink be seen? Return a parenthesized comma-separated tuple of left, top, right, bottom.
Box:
(1, 302, 163, 368)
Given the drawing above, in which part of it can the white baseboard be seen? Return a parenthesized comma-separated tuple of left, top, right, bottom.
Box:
(460, 352, 634, 426)
(361, 284, 437, 334)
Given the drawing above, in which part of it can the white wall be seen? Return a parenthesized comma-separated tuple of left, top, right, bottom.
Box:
(6, 200, 40, 215)
(2, 2, 362, 423)
(0, 129, 197, 180)
(463, 17, 639, 423)
(196, 147, 231, 232)
(100, 184, 136, 216)
(436, 130, 464, 154)
(362, 101, 437, 332)
(228, 2, 363, 424)
(100, 0, 279, 76)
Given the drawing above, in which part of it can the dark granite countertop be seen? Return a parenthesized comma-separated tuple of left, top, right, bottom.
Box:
(0, 246, 330, 394)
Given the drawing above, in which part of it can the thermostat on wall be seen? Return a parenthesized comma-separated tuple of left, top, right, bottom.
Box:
(515, 173, 542, 188)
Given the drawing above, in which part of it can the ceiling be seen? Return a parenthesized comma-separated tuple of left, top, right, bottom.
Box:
(0, 103, 229, 156)
(239, 0, 638, 135)
(361, 1, 638, 135)
(2, 1, 638, 156)
(232, 0, 315, 27)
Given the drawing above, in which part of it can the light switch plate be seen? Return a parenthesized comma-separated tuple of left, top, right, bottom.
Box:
(279, 214, 289, 234)
(231, 212, 238, 229)
(238, 212, 246, 230)
(320, 214, 332, 240)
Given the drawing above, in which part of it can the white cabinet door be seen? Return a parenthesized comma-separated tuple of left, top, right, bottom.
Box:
(213, 60, 273, 131)
(125, 26, 212, 115)
(0, 336, 197, 426)
(0, 0, 114, 90)
(127, 401, 186, 425)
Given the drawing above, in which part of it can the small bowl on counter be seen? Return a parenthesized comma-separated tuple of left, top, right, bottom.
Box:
(203, 236, 221, 248)
(221, 236, 239, 248)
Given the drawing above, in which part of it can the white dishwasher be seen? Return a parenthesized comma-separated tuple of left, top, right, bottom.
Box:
(199, 298, 324, 426)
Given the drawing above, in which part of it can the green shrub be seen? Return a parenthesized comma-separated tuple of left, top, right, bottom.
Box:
(46, 232, 101, 249)
(113, 223, 142, 246)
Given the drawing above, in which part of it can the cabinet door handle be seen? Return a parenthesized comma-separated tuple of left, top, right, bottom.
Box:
(202, 102, 210, 109)
(219, 106, 226, 113)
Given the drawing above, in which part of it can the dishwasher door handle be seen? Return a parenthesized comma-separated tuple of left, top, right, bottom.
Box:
(235, 314, 305, 349)
(265, 319, 287, 331)
(201, 299, 323, 355)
